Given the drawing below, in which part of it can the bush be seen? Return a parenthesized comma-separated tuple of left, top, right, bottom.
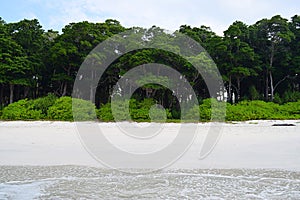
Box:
(97, 103, 114, 122)
(185, 98, 227, 122)
(184, 105, 200, 121)
(226, 100, 291, 121)
(97, 98, 171, 122)
(282, 91, 300, 103)
(97, 99, 130, 122)
(1, 99, 43, 120)
(47, 97, 96, 121)
(280, 101, 300, 119)
(1, 97, 299, 122)
(32, 93, 57, 116)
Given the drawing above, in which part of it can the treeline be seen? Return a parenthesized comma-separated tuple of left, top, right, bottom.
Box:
(0, 15, 300, 110)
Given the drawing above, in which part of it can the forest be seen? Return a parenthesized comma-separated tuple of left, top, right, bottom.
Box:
(0, 15, 300, 121)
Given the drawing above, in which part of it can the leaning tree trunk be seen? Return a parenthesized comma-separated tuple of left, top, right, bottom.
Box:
(62, 82, 67, 96)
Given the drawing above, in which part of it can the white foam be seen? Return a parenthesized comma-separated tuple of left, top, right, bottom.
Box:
(0, 181, 45, 200)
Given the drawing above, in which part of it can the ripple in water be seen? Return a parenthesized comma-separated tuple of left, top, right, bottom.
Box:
(0, 166, 300, 199)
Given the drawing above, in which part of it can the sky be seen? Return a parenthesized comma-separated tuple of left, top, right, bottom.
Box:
(0, 0, 299, 35)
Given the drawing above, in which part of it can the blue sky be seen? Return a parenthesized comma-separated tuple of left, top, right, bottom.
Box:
(0, 0, 299, 35)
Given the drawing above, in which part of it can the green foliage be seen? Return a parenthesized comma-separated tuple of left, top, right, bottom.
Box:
(47, 97, 73, 121)
(273, 93, 283, 104)
(185, 98, 226, 122)
(249, 85, 260, 100)
(72, 98, 97, 121)
(280, 101, 300, 119)
(225, 100, 299, 121)
(97, 98, 171, 122)
(0, 96, 96, 121)
(184, 99, 300, 122)
(0, 15, 300, 121)
(97, 103, 114, 122)
(32, 93, 57, 116)
(282, 91, 300, 103)
(1, 97, 299, 121)
(1, 99, 43, 120)
(130, 99, 155, 121)
(47, 96, 96, 121)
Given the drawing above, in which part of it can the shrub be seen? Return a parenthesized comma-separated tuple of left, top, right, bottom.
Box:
(185, 98, 227, 122)
(32, 93, 57, 116)
(97, 98, 171, 122)
(130, 98, 154, 121)
(226, 100, 289, 121)
(47, 97, 96, 121)
(97, 103, 114, 122)
(97, 99, 131, 122)
(273, 93, 283, 104)
(1, 99, 43, 120)
(282, 91, 300, 103)
(280, 101, 300, 119)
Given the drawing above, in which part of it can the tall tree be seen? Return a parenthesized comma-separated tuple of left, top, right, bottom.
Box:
(289, 15, 300, 92)
(9, 19, 45, 98)
(223, 21, 260, 102)
(0, 19, 29, 104)
(50, 20, 125, 97)
(250, 15, 294, 101)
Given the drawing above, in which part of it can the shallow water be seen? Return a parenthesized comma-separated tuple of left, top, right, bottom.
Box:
(0, 166, 300, 199)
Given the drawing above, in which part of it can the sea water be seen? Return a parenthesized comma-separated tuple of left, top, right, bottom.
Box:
(0, 166, 300, 199)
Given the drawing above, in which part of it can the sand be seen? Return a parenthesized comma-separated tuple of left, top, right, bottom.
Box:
(0, 120, 299, 171)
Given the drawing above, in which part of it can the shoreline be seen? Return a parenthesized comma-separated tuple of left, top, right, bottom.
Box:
(0, 120, 299, 171)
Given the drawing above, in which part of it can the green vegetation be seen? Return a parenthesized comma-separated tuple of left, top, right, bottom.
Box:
(0, 15, 300, 107)
(0, 96, 299, 121)
(226, 100, 300, 121)
(0, 15, 299, 122)
(1, 99, 43, 120)
(0, 95, 96, 121)
(48, 96, 96, 121)
(97, 98, 172, 122)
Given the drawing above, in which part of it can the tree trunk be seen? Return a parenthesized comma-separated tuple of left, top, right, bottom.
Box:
(90, 70, 95, 102)
(62, 82, 67, 96)
(237, 77, 241, 101)
(0, 84, 3, 106)
(269, 71, 274, 101)
(9, 84, 14, 104)
(16, 85, 20, 100)
(24, 87, 30, 98)
(267, 42, 275, 101)
(265, 68, 269, 101)
(228, 76, 232, 103)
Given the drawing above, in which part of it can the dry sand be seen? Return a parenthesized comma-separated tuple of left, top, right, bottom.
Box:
(0, 120, 299, 171)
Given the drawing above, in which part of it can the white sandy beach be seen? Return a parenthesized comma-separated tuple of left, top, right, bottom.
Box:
(0, 120, 299, 171)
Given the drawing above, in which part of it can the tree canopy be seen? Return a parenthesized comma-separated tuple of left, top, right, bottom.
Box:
(0, 15, 299, 109)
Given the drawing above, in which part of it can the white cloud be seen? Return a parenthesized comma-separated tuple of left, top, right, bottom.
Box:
(23, 12, 38, 20)
(39, 0, 300, 35)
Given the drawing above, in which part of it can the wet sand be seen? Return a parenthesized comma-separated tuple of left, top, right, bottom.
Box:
(1, 166, 300, 199)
